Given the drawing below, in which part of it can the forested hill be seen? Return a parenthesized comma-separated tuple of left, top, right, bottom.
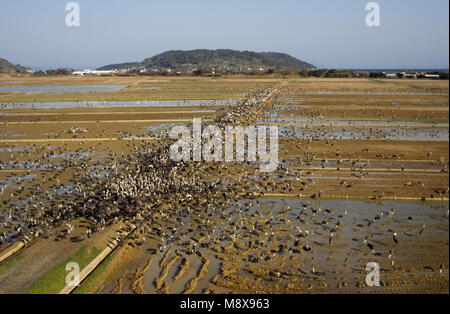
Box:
(0, 58, 31, 73)
(98, 49, 315, 72)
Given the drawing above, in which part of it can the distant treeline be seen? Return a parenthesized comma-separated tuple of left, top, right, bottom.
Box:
(288, 68, 449, 79)
(32, 68, 73, 76)
(29, 67, 449, 79)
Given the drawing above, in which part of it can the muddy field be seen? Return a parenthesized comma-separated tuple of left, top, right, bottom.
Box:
(0, 76, 448, 294)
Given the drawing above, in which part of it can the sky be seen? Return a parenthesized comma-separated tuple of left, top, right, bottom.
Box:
(0, 0, 448, 70)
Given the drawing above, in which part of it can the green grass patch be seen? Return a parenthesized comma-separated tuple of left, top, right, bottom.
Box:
(73, 250, 118, 294)
(28, 245, 101, 294)
(0, 250, 25, 274)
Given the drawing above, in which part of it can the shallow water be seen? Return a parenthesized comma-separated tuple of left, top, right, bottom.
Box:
(0, 131, 26, 138)
(0, 145, 59, 152)
(0, 174, 36, 195)
(0, 85, 127, 92)
(259, 116, 449, 127)
(1, 99, 237, 108)
(135, 197, 448, 294)
(277, 125, 449, 141)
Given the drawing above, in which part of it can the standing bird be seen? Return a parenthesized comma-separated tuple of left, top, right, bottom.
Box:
(440, 263, 445, 274)
(419, 225, 426, 235)
(367, 242, 375, 254)
(393, 232, 398, 244)
(388, 249, 393, 259)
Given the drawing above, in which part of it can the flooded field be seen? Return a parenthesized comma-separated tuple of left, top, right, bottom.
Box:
(0, 77, 448, 294)
(0, 100, 237, 109)
(0, 85, 128, 92)
(123, 199, 448, 294)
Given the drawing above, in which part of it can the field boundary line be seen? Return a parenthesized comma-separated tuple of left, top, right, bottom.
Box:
(242, 192, 449, 202)
(0, 241, 26, 264)
(266, 123, 449, 128)
(0, 110, 216, 116)
(286, 167, 447, 173)
(3, 119, 213, 125)
(59, 225, 137, 294)
(1, 137, 163, 143)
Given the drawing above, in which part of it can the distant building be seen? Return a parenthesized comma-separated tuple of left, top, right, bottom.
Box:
(384, 72, 398, 78)
(72, 69, 116, 75)
(401, 72, 418, 79)
(424, 74, 440, 79)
